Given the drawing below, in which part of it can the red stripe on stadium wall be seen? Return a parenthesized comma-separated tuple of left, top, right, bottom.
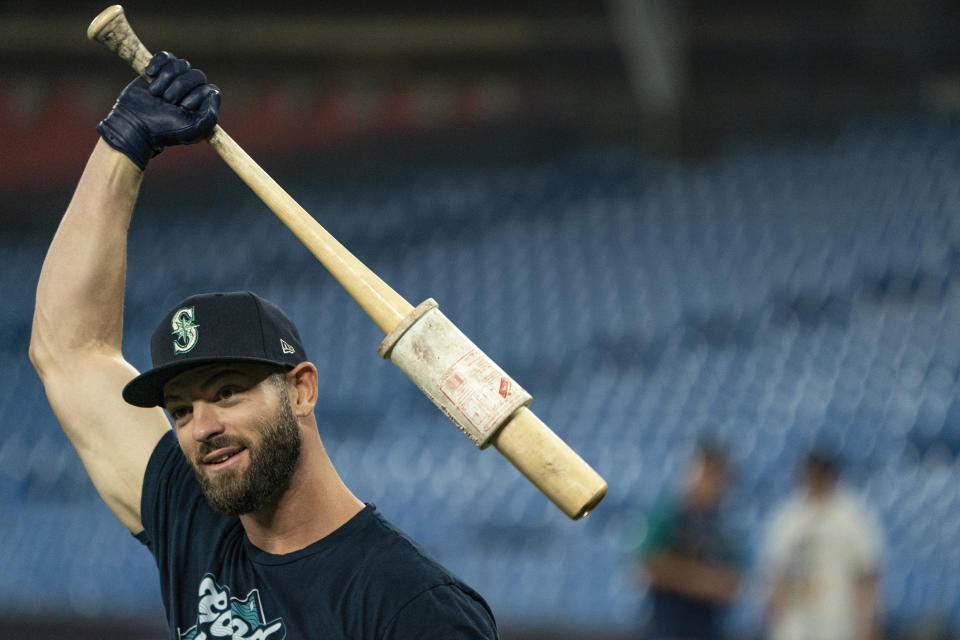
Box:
(0, 79, 535, 192)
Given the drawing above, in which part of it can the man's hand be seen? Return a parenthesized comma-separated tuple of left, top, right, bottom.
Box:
(97, 51, 221, 169)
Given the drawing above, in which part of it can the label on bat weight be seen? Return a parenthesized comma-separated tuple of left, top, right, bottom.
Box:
(440, 350, 521, 435)
(386, 305, 531, 448)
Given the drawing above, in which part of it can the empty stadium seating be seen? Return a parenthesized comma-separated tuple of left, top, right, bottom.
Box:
(3, 115, 959, 635)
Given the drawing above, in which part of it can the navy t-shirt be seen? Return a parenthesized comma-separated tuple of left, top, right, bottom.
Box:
(136, 431, 498, 639)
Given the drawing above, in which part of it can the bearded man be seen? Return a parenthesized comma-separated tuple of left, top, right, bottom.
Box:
(30, 51, 497, 640)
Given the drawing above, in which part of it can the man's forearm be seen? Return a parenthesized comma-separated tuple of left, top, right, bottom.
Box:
(31, 139, 142, 370)
(855, 575, 881, 640)
(645, 552, 740, 604)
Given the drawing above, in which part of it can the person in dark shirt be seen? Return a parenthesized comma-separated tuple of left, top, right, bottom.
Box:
(30, 51, 497, 639)
(636, 443, 742, 639)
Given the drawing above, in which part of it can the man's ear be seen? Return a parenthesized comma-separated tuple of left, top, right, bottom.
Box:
(286, 362, 318, 416)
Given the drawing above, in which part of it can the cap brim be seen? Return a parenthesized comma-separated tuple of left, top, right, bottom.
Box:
(122, 357, 294, 408)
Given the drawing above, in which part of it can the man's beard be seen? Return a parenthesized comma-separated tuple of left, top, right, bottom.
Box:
(191, 387, 302, 516)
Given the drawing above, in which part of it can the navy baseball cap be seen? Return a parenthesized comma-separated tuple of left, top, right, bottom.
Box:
(122, 291, 307, 408)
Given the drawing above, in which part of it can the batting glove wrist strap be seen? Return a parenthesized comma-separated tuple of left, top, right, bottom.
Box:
(97, 90, 157, 169)
(97, 52, 221, 170)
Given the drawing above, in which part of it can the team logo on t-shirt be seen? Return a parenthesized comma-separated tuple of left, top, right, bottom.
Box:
(179, 573, 285, 640)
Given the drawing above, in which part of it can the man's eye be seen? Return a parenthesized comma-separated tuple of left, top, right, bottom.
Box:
(218, 385, 242, 401)
(169, 407, 190, 421)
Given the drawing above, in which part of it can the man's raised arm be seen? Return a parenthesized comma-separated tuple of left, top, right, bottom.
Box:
(29, 52, 220, 534)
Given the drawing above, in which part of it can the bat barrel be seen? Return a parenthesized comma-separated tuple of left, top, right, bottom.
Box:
(493, 407, 607, 519)
(381, 299, 607, 519)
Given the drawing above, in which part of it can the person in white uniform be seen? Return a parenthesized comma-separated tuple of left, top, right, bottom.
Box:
(761, 450, 884, 640)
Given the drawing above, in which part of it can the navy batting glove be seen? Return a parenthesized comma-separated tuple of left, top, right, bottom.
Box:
(96, 51, 221, 169)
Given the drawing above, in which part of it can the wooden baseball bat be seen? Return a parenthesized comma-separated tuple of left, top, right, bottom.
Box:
(87, 5, 607, 520)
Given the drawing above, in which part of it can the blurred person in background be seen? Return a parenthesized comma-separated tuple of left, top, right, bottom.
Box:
(634, 442, 743, 640)
(761, 449, 884, 640)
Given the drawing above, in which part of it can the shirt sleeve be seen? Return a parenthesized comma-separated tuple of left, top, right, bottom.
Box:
(382, 584, 499, 640)
(133, 429, 184, 551)
(640, 500, 677, 559)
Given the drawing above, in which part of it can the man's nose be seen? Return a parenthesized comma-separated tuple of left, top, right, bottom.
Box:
(191, 401, 225, 442)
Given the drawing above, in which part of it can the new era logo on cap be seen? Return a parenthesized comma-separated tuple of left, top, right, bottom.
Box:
(122, 291, 308, 408)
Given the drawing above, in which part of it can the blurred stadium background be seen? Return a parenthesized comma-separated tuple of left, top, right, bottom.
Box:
(3, 1, 960, 638)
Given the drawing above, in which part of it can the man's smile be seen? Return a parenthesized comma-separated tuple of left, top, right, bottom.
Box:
(201, 446, 248, 471)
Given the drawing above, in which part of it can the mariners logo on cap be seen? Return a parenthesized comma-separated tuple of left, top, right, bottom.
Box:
(171, 306, 200, 354)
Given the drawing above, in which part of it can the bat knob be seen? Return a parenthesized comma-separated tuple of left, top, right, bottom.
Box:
(88, 5, 153, 76)
(87, 5, 125, 42)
